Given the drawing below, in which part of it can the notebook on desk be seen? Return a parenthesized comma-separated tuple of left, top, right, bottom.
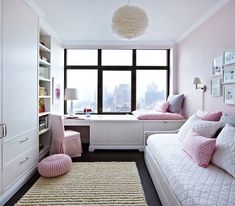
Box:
(66, 116, 85, 120)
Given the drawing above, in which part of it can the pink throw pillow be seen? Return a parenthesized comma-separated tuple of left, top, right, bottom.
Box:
(196, 110, 222, 121)
(155, 101, 169, 113)
(182, 129, 216, 167)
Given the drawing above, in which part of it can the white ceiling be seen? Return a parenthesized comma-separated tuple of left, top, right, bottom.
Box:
(26, 0, 228, 47)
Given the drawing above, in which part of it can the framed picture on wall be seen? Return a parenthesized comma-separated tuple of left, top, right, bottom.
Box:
(224, 86, 235, 105)
(212, 56, 223, 76)
(211, 78, 221, 96)
(223, 48, 235, 65)
(223, 67, 235, 83)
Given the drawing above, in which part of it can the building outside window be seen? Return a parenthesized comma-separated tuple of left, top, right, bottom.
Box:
(103, 70, 131, 112)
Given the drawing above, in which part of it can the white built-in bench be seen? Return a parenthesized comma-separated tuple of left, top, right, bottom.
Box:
(64, 115, 186, 152)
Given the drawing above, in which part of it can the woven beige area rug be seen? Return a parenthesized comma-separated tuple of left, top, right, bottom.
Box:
(15, 162, 147, 206)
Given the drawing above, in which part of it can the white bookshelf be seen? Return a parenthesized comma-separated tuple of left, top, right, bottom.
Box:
(38, 28, 52, 159)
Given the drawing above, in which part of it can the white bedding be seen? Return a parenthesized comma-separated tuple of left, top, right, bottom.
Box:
(147, 134, 235, 206)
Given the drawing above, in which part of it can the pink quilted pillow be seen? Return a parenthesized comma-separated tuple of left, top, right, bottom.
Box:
(182, 129, 216, 167)
(38, 154, 72, 177)
(196, 110, 222, 121)
(155, 101, 169, 113)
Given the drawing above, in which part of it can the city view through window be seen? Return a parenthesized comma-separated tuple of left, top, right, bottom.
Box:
(65, 49, 169, 114)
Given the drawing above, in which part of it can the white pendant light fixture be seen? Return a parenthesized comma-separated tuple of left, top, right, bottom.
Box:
(112, 0, 148, 40)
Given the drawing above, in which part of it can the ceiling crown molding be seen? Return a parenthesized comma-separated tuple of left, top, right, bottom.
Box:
(176, 0, 232, 43)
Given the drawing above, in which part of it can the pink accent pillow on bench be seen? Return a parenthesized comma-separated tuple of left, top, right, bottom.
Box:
(196, 110, 222, 121)
(182, 129, 216, 168)
(155, 101, 169, 113)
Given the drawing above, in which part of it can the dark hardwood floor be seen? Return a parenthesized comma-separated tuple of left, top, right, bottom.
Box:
(5, 144, 162, 206)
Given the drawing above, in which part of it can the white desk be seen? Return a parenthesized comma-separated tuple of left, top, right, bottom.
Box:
(64, 115, 185, 152)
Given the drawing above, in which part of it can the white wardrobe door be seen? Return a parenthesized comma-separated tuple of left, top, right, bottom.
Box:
(0, 0, 3, 196)
(2, 0, 38, 138)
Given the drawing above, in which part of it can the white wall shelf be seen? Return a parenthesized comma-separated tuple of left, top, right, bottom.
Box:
(39, 43, 51, 53)
(39, 77, 50, 82)
(39, 128, 49, 135)
(38, 28, 52, 160)
(39, 95, 50, 98)
(39, 112, 50, 117)
(39, 59, 51, 66)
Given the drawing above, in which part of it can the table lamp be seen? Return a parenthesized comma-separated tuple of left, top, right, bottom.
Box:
(64, 88, 78, 116)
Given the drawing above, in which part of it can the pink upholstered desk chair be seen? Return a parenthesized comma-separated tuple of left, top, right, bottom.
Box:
(50, 114, 82, 158)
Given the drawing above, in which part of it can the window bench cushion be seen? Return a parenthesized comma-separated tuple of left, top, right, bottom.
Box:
(132, 110, 184, 120)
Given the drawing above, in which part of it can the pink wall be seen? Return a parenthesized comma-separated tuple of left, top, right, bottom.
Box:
(177, 0, 235, 117)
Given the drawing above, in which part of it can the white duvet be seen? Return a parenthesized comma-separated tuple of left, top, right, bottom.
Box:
(147, 134, 235, 206)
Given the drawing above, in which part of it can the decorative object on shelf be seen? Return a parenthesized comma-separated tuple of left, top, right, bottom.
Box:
(192, 77, 206, 92)
(112, 0, 148, 40)
(39, 115, 48, 131)
(39, 86, 48, 96)
(224, 86, 235, 105)
(84, 108, 92, 117)
(223, 67, 235, 83)
(223, 48, 235, 65)
(39, 99, 45, 113)
(41, 56, 48, 62)
(39, 67, 49, 79)
(211, 78, 221, 96)
(65, 88, 78, 116)
(212, 56, 223, 76)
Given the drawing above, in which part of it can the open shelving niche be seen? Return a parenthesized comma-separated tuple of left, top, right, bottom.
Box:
(38, 27, 52, 160)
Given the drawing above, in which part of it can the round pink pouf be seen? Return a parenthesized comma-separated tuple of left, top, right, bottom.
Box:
(38, 154, 72, 177)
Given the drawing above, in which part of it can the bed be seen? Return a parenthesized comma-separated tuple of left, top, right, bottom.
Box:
(145, 133, 235, 206)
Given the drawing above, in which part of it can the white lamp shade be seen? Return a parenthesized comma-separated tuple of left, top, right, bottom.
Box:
(112, 5, 148, 40)
(192, 77, 201, 84)
(64, 88, 78, 100)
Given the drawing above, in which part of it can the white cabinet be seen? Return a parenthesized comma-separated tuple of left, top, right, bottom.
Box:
(88, 117, 185, 152)
(0, 0, 39, 204)
(0, 0, 3, 197)
(89, 120, 144, 151)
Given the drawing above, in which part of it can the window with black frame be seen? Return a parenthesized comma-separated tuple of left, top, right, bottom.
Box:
(64, 49, 170, 114)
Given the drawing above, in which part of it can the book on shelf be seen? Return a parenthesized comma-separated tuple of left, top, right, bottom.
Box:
(38, 99, 45, 113)
(39, 115, 48, 131)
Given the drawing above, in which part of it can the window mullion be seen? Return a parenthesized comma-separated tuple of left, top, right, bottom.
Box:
(98, 49, 102, 114)
(132, 50, 136, 111)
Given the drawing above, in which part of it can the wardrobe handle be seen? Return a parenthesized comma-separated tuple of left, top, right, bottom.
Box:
(3, 123, 7, 137)
(19, 157, 29, 164)
(19, 137, 29, 143)
(0, 123, 7, 138)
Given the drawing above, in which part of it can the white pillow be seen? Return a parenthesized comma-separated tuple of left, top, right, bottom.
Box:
(177, 114, 222, 142)
(212, 124, 235, 177)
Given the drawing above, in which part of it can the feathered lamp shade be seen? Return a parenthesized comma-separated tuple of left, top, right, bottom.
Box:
(112, 4, 148, 40)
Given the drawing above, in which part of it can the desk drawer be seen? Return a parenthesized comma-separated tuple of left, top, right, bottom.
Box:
(64, 119, 90, 126)
(3, 129, 38, 164)
(3, 145, 38, 190)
